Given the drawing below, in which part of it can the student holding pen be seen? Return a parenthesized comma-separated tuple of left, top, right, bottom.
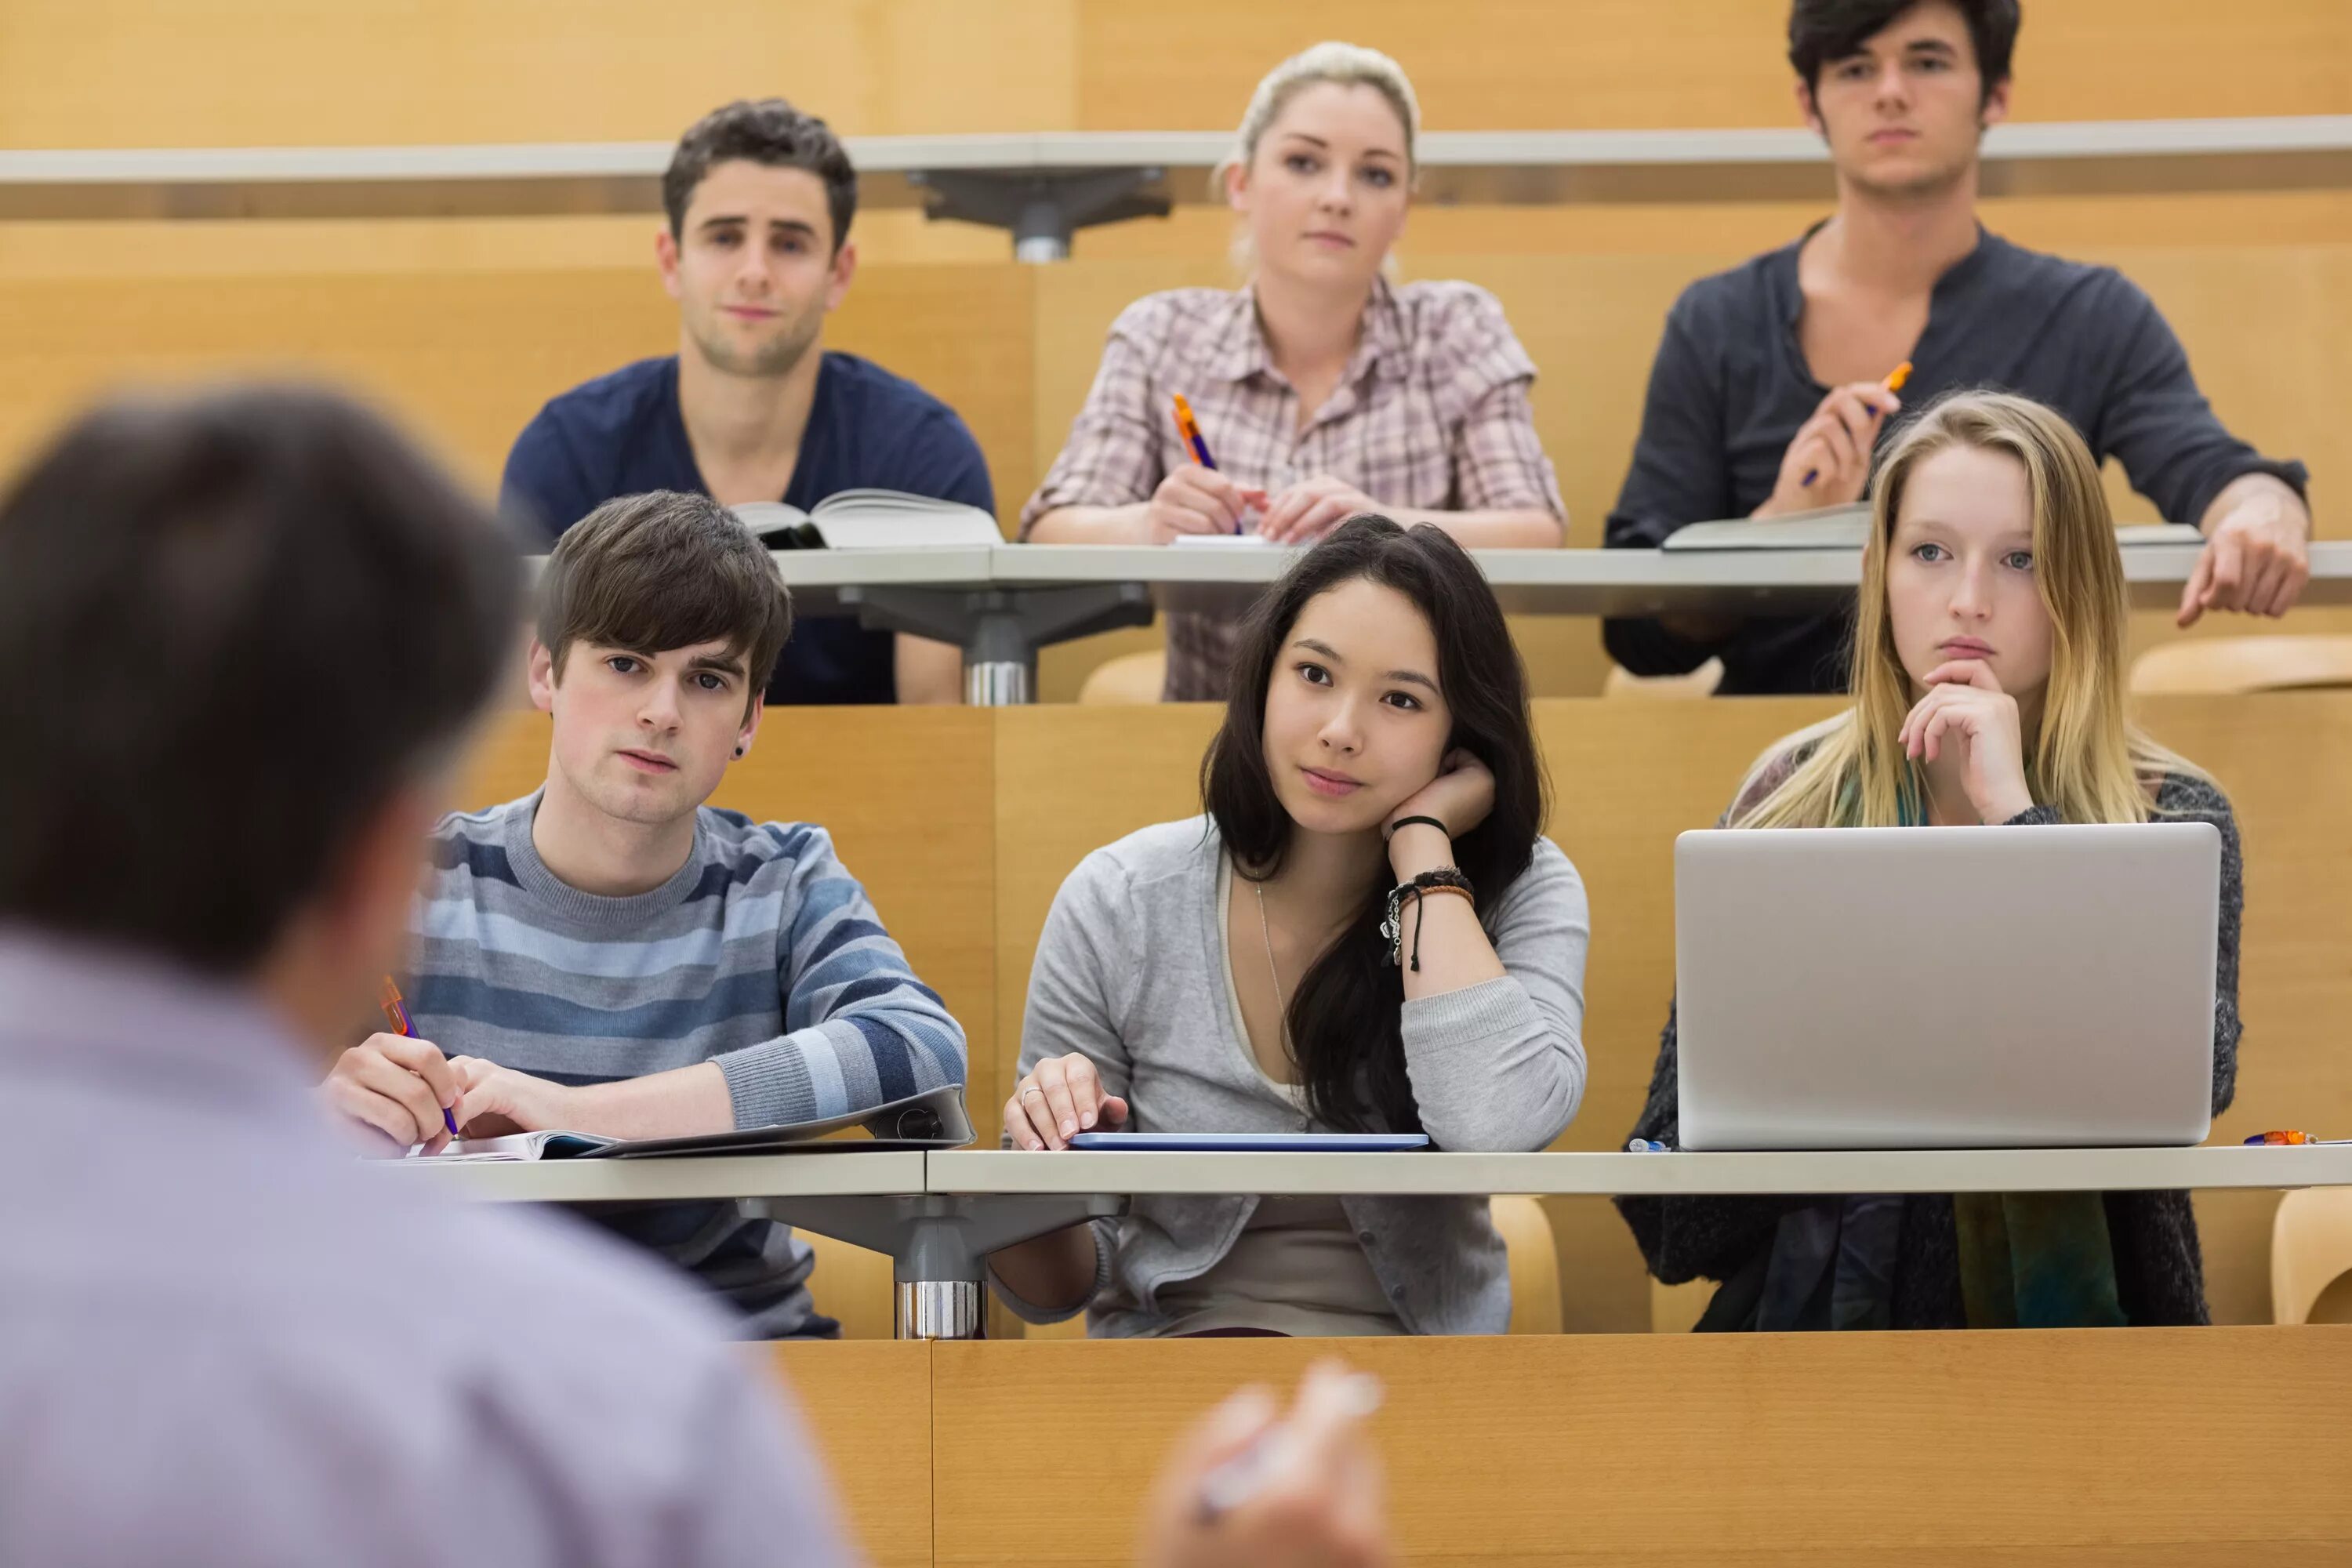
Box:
(1019, 42, 1566, 701)
(1602, 0, 2314, 696)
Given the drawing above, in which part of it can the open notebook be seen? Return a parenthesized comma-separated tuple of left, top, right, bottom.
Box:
(732, 491, 1001, 550)
(1663, 504, 2205, 552)
(408, 1084, 973, 1162)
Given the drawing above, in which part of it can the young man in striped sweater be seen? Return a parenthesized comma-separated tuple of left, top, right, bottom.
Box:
(322, 488, 965, 1336)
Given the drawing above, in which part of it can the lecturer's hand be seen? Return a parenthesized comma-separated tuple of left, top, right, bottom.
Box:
(448, 1055, 576, 1138)
(1005, 1053, 1130, 1150)
(1142, 465, 1268, 543)
(322, 1032, 459, 1153)
(1898, 660, 2035, 824)
(2180, 477, 2312, 626)
(1141, 1363, 1393, 1568)
(1758, 381, 1904, 514)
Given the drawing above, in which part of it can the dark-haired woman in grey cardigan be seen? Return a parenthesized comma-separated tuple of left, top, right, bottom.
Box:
(1619, 390, 2244, 1330)
(985, 517, 1589, 1338)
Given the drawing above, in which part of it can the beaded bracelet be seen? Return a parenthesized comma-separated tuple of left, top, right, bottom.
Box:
(1381, 868, 1476, 971)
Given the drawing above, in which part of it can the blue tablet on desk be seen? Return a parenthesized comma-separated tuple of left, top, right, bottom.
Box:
(1065, 1132, 1430, 1152)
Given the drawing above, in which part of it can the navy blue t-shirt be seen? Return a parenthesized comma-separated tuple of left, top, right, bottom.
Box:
(501, 352, 994, 705)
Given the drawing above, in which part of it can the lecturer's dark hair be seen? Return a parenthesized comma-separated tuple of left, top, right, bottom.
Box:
(0, 385, 522, 975)
(1788, 0, 2020, 102)
(1201, 517, 1547, 1134)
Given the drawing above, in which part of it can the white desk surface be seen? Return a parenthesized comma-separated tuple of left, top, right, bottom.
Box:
(925, 1145, 2352, 1197)
(392, 1145, 2352, 1205)
(382, 1149, 922, 1203)
(778, 541, 2352, 618)
(9, 116, 2347, 184)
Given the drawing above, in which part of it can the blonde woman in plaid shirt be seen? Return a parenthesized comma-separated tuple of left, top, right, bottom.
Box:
(1021, 42, 1567, 700)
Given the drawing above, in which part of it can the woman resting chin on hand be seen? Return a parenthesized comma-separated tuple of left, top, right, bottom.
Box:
(986, 516, 1590, 1338)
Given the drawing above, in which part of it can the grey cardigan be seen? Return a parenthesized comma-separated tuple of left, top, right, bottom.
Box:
(994, 817, 1590, 1337)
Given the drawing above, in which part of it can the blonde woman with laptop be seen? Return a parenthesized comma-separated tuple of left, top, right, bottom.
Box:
(1617, 390, 2243, 1331)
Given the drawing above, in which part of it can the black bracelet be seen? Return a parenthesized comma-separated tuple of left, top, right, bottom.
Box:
(1380, 868, 1476, 971)
(1384, 814, 1450, 843)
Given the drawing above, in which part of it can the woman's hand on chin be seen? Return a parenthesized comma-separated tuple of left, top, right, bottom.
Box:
(1899, 661, 2035, 824)
(1385, 750, 1494, 871)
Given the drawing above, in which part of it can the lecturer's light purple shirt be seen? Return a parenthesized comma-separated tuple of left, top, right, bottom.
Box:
(0, 928, 856, 1568)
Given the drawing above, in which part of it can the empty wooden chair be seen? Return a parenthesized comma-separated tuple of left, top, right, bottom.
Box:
(2129, 635, 2352, 695)
(2272, 1186, 2352, 1325)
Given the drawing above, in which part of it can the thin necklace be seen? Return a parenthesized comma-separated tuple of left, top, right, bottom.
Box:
(1254, 878, 1289, 1025)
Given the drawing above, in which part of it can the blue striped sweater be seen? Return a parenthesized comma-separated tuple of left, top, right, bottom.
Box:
(406, 789, 966, 1336)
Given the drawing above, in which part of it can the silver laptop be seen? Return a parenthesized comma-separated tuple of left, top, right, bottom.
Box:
(1674, 822, 2220, 1151)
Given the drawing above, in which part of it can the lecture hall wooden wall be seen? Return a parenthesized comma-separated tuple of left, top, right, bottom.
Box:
(4, 1, 2350, 691)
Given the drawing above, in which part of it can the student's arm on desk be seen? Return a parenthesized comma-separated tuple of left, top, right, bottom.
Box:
(451, 1058, 735, 1140)
(1387, 789, 1589, 1152)
(986, 852, 1138, 1319)
(2083, 270, 2313, 627)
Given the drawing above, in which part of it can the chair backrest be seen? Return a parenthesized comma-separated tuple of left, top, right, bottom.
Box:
(1076, 648, 1167, 705)
(1022, 1195, 1562, 1337)
(2272, 1186, 2352, 1325)
(2130, 635, 2352, 695)
(1491, 1195, 1562, 1334)
(1602, 658, 1723, 699)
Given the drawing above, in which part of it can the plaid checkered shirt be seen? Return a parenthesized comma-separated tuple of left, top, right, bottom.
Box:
(1020, 278, 1565, 699)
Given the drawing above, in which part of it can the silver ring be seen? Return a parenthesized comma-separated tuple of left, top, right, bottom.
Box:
(1020, 1087, 1045, 1102)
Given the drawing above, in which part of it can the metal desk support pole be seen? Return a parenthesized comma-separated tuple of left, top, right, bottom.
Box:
(839, 582, 1153, 706)
(908, 167, 1172, 262)
(773, 1192, 1124, 1339)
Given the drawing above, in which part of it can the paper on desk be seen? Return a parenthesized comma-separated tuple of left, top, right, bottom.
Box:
(1171, 532, 1276, 547)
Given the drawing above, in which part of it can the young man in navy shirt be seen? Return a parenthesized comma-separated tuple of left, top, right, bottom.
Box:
(1603, 0, 2314, 695)
(503, 99, 986, 706)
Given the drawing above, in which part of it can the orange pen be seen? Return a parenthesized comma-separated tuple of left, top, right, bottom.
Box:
(1802, 359, 1912, 488)
(381, 975, 458, 1138)
(1171, 393, 1218, 471)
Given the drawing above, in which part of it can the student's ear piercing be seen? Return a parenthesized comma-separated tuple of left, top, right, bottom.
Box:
(732, 744, 746, 759)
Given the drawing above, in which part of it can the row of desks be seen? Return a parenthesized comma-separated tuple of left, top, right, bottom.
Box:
(398, 1145, 2352, 1338)
(750, 539, 2352, 703)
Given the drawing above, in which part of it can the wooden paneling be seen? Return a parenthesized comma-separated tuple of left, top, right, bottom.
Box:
(1075, 0, 2352, 130)
(5, 0, 2347, 150)
(457, 704, 997, 1076)
(0, 0, 1076, 147)
(933, 1330, 2352, 1563)
(760, 1341, 931, 1568)
(0, 262, 1038, 514)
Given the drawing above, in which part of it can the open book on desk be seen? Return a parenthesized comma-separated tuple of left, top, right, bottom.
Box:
(1664, 504, 2203, 553)
(732, 491, 1002, 550)
(409, 1084, 973, 1162)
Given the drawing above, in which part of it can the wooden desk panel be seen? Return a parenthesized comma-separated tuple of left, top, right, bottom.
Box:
(933, 1330, 2352, 1564)
(762, 1341, 931, 1568)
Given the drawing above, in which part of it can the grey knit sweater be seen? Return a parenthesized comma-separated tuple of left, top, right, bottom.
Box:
(1617, 769, 2244, 1328)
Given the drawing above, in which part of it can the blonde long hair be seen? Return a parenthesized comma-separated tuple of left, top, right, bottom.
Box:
(1735, 390, 2201, 829)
